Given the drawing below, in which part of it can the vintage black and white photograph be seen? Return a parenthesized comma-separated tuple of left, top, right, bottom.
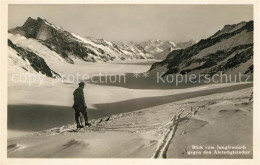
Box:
(4, 3, 256, 159)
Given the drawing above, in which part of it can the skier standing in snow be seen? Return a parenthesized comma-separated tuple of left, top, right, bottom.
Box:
(72, 82, 91, 129)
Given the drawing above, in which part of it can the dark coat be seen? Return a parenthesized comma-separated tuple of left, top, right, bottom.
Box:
(72, 87, 87, 109)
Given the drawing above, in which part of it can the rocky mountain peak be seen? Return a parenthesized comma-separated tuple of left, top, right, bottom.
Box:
(22, 17, 37, 28)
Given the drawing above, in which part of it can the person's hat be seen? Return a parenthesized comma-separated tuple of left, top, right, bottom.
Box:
(78, 81, 85, 86)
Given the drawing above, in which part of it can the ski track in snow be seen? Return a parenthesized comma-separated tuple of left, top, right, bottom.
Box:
(152, 109, 184, 158)
(152, 106, 198, 158)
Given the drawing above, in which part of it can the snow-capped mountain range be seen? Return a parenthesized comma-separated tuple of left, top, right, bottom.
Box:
(149, 21, 253, 76)
(8, 17, 155, 78)
(137, 40, 179, 60)
(138, 40, 178, 54)
(9, 17, 154, 63)
(7, 17, 199, 78)
(136, 39, 197, 60)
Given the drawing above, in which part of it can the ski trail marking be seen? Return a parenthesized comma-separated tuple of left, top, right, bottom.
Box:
(152, 109, 185, 158)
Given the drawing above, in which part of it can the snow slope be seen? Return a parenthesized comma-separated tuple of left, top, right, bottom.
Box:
(8, 33, 67, 69)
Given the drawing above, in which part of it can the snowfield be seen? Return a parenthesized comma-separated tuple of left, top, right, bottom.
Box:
(8, 84, 253, 158)
(7, 60, 253, 158)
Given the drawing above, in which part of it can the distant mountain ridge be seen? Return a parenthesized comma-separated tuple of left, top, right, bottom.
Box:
(138, 39, 177, 53)
(149, 21, 253, 76)
(135, 39, 197, 60)
(176, 39, 198, 49)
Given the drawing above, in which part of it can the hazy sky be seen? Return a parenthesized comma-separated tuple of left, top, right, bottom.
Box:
(8, 5, 253, 43)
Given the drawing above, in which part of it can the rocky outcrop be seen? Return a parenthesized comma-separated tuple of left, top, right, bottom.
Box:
(8, 39, 60, 78)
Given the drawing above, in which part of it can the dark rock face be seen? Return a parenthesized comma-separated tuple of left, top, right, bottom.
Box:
(149, 21, 254, 76)
(245, 65, 253, 74)
(8, 39, 60, 78)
